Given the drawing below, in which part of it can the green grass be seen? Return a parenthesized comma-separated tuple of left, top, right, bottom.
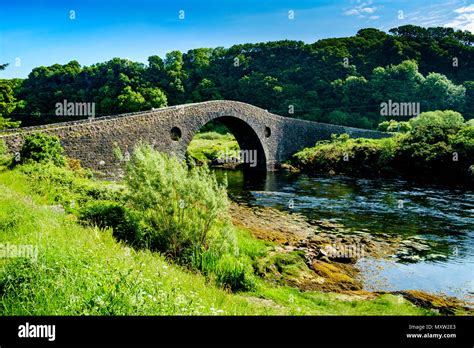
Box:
(0, 167, 432, 315)
(0, 186, 273, 315)
(187, 132, 240, 164)
(290, 134, 399, 176)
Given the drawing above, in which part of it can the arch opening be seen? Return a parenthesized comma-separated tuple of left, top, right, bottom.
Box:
(186, 117, 267, 170)
(170, 127, 182, 141)
(264, 126, 271, 138)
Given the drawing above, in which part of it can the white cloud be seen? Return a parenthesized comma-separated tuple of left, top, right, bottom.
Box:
(361, 7, 376, 14)
(445, 5, 474, 32)
(344, 9, 359, 15)
(343, 1, 379, 19)
(454, 4, 474, 14)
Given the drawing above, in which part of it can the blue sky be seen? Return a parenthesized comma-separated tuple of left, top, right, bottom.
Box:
(1, 0, 473, 79)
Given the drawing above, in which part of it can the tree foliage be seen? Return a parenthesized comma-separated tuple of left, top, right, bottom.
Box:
(19, 133, 66, 166)
(5, 25, 474, 128)
(292, 110, 474, 185)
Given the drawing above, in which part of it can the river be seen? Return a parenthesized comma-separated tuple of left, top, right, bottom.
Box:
(214, 169, 474, 303)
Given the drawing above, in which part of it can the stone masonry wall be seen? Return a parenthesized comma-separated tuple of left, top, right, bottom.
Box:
(0, 100, 390, 175)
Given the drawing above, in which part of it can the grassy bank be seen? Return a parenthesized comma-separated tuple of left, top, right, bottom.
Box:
(186, 132, 240, 165)
(290, 111, 474, 186)
(0, 162, 430, 315)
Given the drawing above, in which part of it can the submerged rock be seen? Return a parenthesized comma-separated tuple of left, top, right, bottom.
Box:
(228, 200, 467, 311)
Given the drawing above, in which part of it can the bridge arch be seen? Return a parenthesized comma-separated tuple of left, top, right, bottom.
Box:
(0, 100, 390, 176)
(177, 115, 270, 170)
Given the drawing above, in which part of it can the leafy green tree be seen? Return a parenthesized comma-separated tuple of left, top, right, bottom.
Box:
(0, 65, 21, 130)
(190, 78, 222, 102)
(371, 60, 425, 103)
(326, 110, 349, 125)
(139, 87, 168, 109)
(117, 86, 146, 112)
(419, 73, 466, 111)
(145, 55, 166, 86)
(463, 81, 474, 119)
(5, 25, 473, 129)
(19, 133, 66, 166)
(163, 51, 187, 104)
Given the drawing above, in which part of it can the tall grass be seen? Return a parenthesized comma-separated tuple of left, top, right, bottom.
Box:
(0, 186, 270, 315)
(0, 170, 431, 315)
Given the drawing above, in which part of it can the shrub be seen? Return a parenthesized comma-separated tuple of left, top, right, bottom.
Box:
(291, 135, 397, 176)
(19, 133, 66, 166)
(450, 126, 474, 177)
(79, 200, 127, 229)
(79, 200, 143, 246)
(125, 144, 233, 261)
(112, 143, 124, 161)
(450, 126, 474, 154)
(408, 110, 465, 139)
(18, 163, 123, 210)
(292, 110, 474, 184)
(0, 116, 21, 130)
(0, 139, 12, 169)
(396, 111, 466, 175)
(378, 120, 411, 132)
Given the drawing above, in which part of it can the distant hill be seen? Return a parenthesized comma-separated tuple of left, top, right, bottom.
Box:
(2, 25, 474, 129)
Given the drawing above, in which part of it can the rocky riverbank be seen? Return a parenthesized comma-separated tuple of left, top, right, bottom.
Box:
(229, 202, 473, 315)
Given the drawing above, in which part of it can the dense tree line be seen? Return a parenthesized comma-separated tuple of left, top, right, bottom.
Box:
(1, 25, 473, 129)
(291, 110, 474, 186)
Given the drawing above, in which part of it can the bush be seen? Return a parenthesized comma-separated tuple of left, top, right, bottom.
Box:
(0, 116, 20, 130)
(19, 133, 66, 166)
(407, 110, 465, 138)
(79, 200, 127, 229)
(0, 139, 12, 169)
(292, 110, 474, 185)
(125, 144, 233, 261)
(451, 126, 474, 154)
(291, 134, 397, 176)
(67, 158, 82, 171)
(79, 200, 143, 246)
(18, 163, 123, 210)
(378, 120, 411, 132)
(396, 111, 466, 175)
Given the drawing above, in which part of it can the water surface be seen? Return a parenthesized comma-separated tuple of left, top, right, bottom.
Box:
(215, 169, 474, 302)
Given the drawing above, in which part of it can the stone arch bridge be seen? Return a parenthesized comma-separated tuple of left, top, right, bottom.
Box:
(1, 100, 388, 174)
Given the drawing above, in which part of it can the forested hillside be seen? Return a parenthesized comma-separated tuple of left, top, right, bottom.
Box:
(1, 25, 473, 129)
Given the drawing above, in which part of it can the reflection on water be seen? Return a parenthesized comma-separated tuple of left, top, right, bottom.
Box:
(215, 169, 474, 301)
